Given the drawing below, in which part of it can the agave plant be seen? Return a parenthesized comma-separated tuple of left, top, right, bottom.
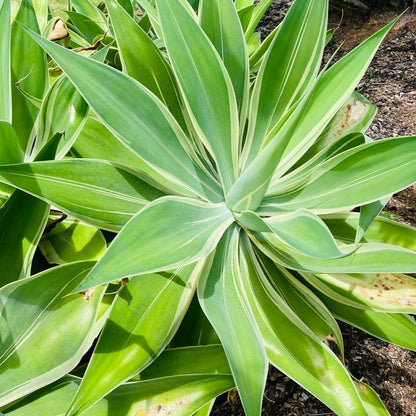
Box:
(1, 0, 416, 415)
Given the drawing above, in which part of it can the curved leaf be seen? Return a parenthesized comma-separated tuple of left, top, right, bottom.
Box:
(69, 260, 207, 415)
(323, 294, 416, 352)
(156, 0, 239, 192)
(262, 137, 416, 212)
(105, 0, 186, 128)
(239, 236, 368, 415)
(198, 227, 267, 416)
(200, 0, 249, 121)
(11, 0, 47, 151)
(0, 190, 48, 286)
(24, 27, 222, 202)
(242, 0, 327, 165)
(77, 196, 234, 291)
(0, 159, 163, 231)
(322, 212, 416, 250)
(0, 262, 103, 407)
(39, 218, 106, 264)
(35, 75, 89, 159)
(252, 231, 416, 273)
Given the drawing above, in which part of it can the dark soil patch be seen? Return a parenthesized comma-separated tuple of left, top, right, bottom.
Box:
(212, 2, 416, 415)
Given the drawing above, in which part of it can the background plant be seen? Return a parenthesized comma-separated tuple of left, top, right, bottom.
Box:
(1, 1, 416, 415)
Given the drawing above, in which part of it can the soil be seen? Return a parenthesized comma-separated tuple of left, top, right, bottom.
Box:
(212, 2, 416, 415)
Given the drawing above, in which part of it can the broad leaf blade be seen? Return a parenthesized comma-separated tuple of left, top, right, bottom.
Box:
(262, 137, 416, 212)
(0, 159, 162, 231)
(265, 209, 343, 259)
(105, 0, 186, 129)
(322, 212, 416, 249)
(252, 231, 416, 273)
(77, 196, 234, 291)
(39, 218, 106, 264)
(310, 271, 416, 313)
(69, 260, 207, 415)
(0, 190, 48, 286)
(257, 253, 344, 356)
(228, 17, 398, 211)
(243, 0, 328, 165)
(0, 262, 104, 407)
(11, 0, 47, 151)
(239, 237, 368, 415)
(35, 75, 89, 159)
(25, 28, 222, 202)
(156, 0, 239, 192)
(198, 227, 268, 416)
(0, 122, 24, 165)
(200, 0, 249, 122)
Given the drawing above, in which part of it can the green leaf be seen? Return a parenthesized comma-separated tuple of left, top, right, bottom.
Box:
(200, 0, 249, 122)
(137, 345, 231, 380)
(309, 91, 377, 157)
(69, 260, 207, 415)
(252, 231, 416, 273)
(314, 286, 416, 351)
(39, 218, 106, 264)
(322, 212, 416, 250)
(265, 209, 343, 259)
(310, 271, 416, 313)
(242, 0, 328, 165)
(105, 0, 186, 129)
(32, 0, 48, 31)
(67, 11, 104, 44)
(198, 227, 267, 416)
(0, 0, 11, 123)
(354, 380, 390, 416)
(35, 75, 89, 159)
(256, 253, 344, 356)
(239, 236, 368, 415)
(77, 196, 234, 291)
(0, 122, 24, 165)
(156, 0, 239, 192)
(266, 132, 366, 197)
(72, 117, 180, 194)
(70, 0, 107, 31)
(0, 190, 48, 286)
(261, 137, 416, 212)
(355, 198, 390, 244)
(244, 0, 273, 39)
(236, 209, 343, 259)
(11, 0, 47, 151)
(0, 262, 104, 407)
(228, 16, 398, 212)
(24, 27, 222, 202)
(6, 370, 233, 416)
(0, 159, 162, 231)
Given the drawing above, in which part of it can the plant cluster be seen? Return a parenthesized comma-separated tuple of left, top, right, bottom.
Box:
(0, 0, 416, 415)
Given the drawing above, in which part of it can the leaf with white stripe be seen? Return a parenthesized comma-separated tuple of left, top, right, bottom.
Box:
(76, 196, 234, 291)
(0, 160, 162, 231)
(227, 16, 398, 212)
(242, 0, 327, 166)
(239, 237, 368, 416)
(105, 0, 186, 128)
(198, 227, 267, 416)
(251, 231, 416, 274)
(200, 0, 249, 121)
(24, 28, 222, 202)
(261, 136, 416, 213)
(68, 260, 206, 415)
(156, 0, 239, 192)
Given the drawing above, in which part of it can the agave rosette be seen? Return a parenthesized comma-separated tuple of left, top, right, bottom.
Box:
(1, 0, 416, 415)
